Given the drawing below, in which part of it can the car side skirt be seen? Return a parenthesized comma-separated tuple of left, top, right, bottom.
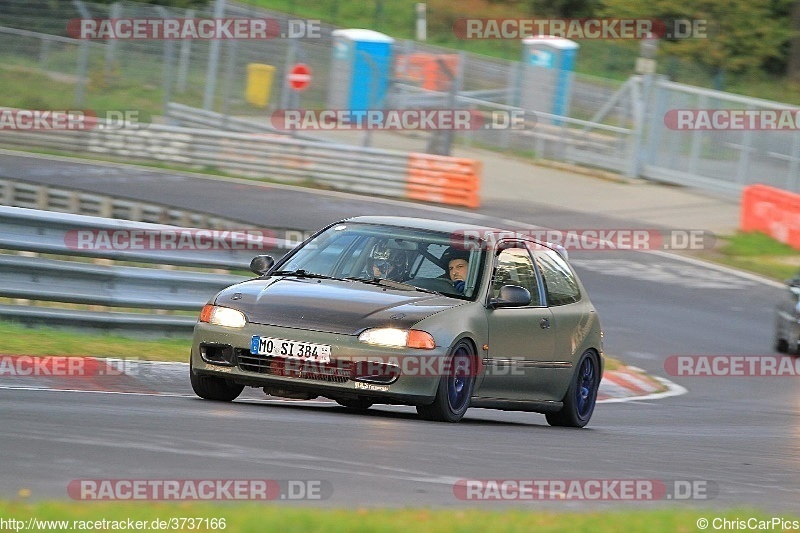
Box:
(469, 397, 563, 414)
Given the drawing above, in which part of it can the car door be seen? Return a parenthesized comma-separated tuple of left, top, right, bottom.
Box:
(474, 243, 557, 402)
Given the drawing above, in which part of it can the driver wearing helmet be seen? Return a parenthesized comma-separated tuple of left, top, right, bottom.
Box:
(441, 247, 470, 294)
(368, 242, 410, 282)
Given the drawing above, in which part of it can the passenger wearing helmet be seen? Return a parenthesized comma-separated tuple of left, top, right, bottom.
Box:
(441, 247, 470, 294)
(368, 242, 410, 282)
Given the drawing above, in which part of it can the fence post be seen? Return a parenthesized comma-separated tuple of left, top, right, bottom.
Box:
(627, 76, 644, 178)
(156, 7, 176, 118)
(203, 0, 226, 110)
(72, 0, 91, 108)
(736, 115, 754, 186)
(280, 38, 298, 110)
(220, 39, 238, 128)
(687, 94, 707, 175)
(104, 2, 121, 79)
(790, 131, 800, 191)
(176, 8, 195, 93)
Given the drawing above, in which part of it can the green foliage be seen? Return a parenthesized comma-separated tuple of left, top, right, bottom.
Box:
(600, 0, 794, 76)
(521, 0, 602, 17)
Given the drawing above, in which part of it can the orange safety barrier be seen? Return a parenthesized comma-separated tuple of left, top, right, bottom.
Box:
(741, 184, 800, 249)
(395, 54, 460, 91)
(406, 153, 481, 209)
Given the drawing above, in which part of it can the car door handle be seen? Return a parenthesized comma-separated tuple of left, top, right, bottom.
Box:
(539, 318, 550, 329)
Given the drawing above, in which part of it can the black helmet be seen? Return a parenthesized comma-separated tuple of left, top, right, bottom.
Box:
(369, 242, 410, 281)
(440, 246, 470, 268)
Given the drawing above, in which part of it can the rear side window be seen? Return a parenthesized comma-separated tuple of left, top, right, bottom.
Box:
(535, 250, 581, 306)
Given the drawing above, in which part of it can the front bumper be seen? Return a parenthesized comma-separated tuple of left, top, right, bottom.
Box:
(191, 322, 448, 404)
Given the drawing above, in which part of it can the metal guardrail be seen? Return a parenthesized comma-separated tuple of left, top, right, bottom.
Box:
(0, 177, 241, 229)
(0, 113, 482, 207)
(0, 121, 412, 198)
(0, 206, 293, 336)
(166, 102, 332, 144)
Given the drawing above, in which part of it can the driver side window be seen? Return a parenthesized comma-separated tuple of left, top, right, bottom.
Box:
(492, 247, 542, 306)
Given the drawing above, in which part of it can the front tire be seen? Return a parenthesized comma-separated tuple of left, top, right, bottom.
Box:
(546, 350, 600, 428)
(416, 340, 476, 423)
(190, 359, 244, 402)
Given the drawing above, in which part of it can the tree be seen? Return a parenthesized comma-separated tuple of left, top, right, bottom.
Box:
(601, 0, 792, 77)
(789, 0, 800, 82)
(521, 0, 600, 17)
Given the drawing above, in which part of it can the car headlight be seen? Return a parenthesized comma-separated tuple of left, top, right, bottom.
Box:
(199, 305, 246, 328)
(358, 328, 435, 349)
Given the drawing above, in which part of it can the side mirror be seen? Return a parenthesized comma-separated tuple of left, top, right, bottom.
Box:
(250, 255, 275, 276)
(488, 285, 531, 308)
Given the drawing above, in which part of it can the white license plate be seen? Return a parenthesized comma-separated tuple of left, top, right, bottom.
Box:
(250, 336, 331, 363)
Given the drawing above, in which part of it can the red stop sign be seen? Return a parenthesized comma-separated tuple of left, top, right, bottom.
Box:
(288, 63, 312, 91)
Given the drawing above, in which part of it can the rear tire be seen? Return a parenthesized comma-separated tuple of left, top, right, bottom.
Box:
(546, 350, 599, 428)
(190, 359, 244, 402)
(416, 340, 475, 423)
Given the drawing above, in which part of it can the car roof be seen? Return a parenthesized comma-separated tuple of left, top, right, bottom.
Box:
(341, 216, 569, 259)
(343, 216, 514, 236)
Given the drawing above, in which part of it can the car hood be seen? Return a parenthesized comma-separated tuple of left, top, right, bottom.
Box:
(214, 277, 463, 335)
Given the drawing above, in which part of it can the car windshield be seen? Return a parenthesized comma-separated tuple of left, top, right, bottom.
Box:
(274, 223, 485, 300)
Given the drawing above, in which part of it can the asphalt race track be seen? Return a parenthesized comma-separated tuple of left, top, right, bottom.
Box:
(0, 152, 795, 512)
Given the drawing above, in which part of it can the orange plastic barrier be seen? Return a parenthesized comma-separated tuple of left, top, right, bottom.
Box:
(741, 184, 800, 249)
(395, 54, 460, 91)
(406, 153, 481, 209)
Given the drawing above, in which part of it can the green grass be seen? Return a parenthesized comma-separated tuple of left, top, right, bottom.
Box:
(0, 64, 164, 117)
(702, 231, 800, 282)
(0, 321, 190, 361)
(0, 501, 792, 532)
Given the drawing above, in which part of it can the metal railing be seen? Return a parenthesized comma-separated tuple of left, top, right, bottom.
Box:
(0, 177, 242, 228)
(0, 121, 413, 198)
(0, 205, 292, 335)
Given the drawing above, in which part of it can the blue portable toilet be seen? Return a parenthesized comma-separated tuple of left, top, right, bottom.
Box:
(521, 36, 579, 122)
(328, 29, 394, 114)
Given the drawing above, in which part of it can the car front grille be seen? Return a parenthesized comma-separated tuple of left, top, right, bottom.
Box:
(235, 349, 351, 384)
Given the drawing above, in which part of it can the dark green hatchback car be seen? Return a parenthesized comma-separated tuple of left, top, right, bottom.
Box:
(190, 216, 604, 426)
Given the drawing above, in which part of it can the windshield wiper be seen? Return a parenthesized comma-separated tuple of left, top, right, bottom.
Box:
(273, 271, 437, 294)
(272, 269, 344, 281)
(344, 276, 438, 294)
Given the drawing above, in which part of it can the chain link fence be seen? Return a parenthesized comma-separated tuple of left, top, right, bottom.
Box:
(1, 0, 797, 193)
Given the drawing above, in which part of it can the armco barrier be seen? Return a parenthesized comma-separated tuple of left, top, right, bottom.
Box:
(0, 205, 295, 335)
(741, 184, 800, 249)
(0, 108, 483, 209)
(406, 153, 481, 209)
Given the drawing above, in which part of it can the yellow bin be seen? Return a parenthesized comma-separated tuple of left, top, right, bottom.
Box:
(246, 63, 275, 108)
